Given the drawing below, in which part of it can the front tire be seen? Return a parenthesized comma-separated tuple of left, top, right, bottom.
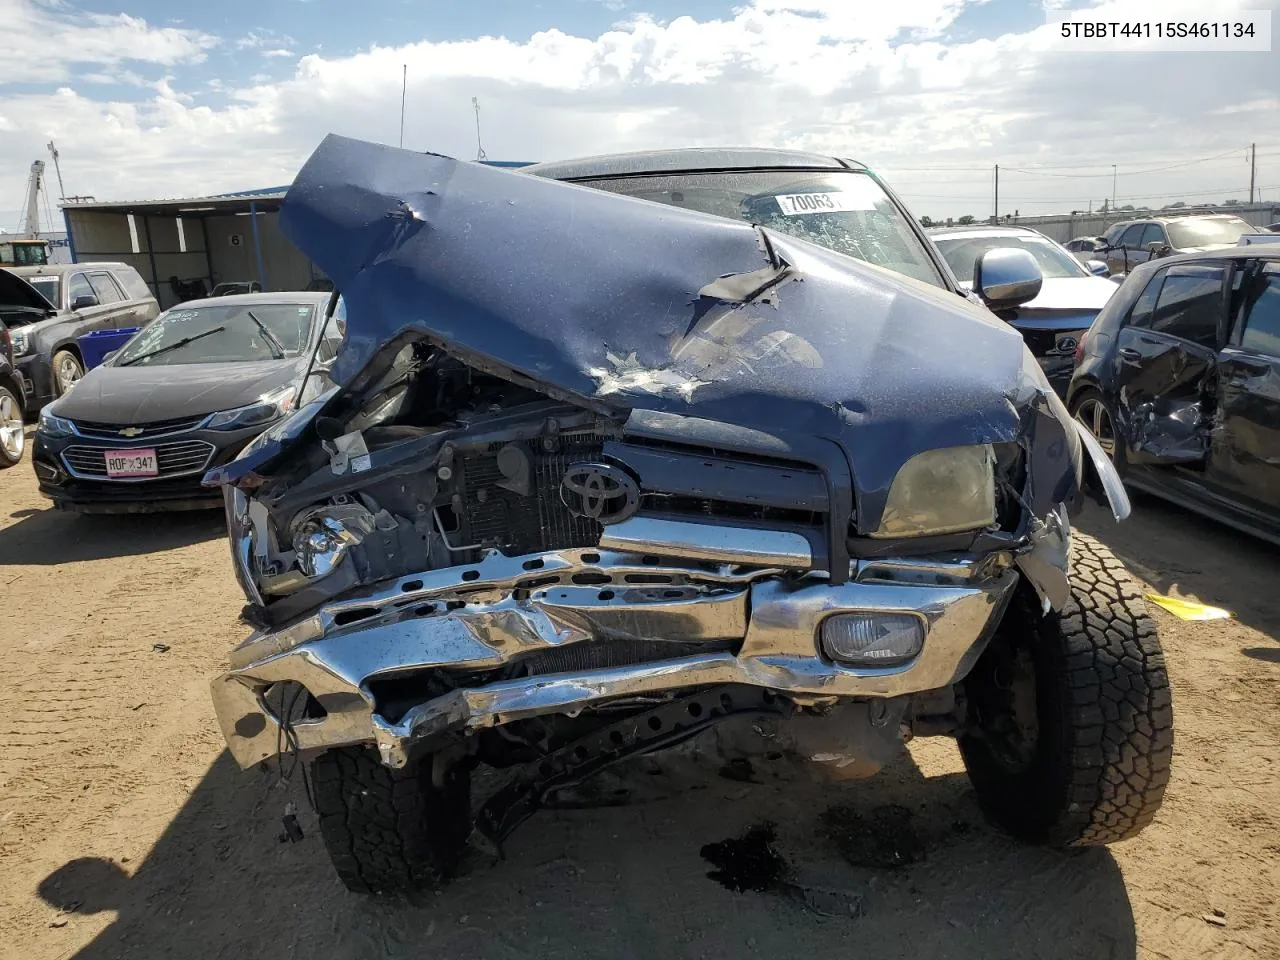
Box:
(959, 533, 1173, 847)
(312, 746, 472, 894)
(51, 350, 84, 396)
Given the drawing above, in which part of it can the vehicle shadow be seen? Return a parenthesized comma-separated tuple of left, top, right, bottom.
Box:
(0, 505, 224, 566)
(1076, 494, 1280, 637)
(39, 747, 1137, 960)
(1242, 647, 1280, 664)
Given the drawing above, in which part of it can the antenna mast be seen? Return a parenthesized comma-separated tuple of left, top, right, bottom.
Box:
(472, 97, 487, 161)
(399, 65, 407, 148)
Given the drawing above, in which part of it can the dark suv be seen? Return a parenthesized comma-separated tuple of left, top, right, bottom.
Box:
(1075, 213, 1257, 278)
(1069, 249, 1280, 545)
(2, 262, 159, 414)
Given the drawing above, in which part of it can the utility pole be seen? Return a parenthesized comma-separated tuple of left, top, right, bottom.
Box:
(398, 65, 407, 148)
(993, 164, 998, 225)
(1111, 164, 1117, 211)
(1249, 143, 1256, 204)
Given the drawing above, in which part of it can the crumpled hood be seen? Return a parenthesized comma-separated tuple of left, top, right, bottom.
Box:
(52, 359, 303, 424)
(277, 135, 1050, 521)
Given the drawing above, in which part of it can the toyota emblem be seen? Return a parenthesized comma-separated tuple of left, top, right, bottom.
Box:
(560, 462, 640, 525)
(1056, 335, 1078, 355)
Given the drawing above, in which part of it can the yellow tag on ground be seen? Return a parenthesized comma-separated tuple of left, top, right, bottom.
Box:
(1145, 593, 1233, 621)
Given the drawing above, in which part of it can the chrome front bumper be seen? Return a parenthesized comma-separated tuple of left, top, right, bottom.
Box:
(211, 546, 1017, 770)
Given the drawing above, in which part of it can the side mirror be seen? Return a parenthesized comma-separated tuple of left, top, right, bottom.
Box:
(1086, 260, 1110, 276)
(1145, 241, 1171, 257)
(974, 247, 1043, 310)
(71, 294, 98, 310)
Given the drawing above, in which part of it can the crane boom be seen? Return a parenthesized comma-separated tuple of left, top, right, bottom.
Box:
(23, 160, 46, 238)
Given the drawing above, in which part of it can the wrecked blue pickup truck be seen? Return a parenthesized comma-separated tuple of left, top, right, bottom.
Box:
(206, 136, 1173, 894)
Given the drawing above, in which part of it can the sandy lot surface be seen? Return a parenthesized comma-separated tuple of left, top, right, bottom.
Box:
(1, 454, 1277, 960)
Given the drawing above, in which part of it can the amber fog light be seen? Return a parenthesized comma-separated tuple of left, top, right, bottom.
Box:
(821, 613, 924, 667)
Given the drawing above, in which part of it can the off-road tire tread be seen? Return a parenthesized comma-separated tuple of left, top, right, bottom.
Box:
(312, 746, 470, 894)
(961, 532, 1173, 847)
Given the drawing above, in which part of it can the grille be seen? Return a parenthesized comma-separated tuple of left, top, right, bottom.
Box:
(70, 414, 208, 440)
(459, 435, 603, 555)
(61, 440, 216, 480)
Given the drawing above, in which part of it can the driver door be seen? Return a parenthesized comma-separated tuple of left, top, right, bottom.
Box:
(1107, 224, 1146, 275)
(66, 272, 120, 336)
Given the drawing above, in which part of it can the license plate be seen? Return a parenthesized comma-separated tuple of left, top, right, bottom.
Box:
(104, 448, 158, 478)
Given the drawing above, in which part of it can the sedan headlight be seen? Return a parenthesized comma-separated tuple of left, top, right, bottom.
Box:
(10, 329, 30, 357)
(873, 444, 996, 538)
(205, 387, 295, 431)
(37, 406, 75, 439)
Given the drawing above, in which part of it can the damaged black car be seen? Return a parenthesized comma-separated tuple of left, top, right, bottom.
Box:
(1070, 249, 1280, 546)
(206, 135, 1173, 894)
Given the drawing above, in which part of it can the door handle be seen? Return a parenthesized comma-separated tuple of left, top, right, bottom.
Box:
(1119, 347, 1142, 362)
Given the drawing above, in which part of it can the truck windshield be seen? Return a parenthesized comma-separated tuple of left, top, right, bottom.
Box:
(578, 170, 946, 288)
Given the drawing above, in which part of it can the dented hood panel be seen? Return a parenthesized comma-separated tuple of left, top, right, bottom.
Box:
(279, 135, 1037, 521)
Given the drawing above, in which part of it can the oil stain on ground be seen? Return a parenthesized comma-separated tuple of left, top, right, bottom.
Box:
(821, 803, 925, 869)
(700, 822, 786, 892)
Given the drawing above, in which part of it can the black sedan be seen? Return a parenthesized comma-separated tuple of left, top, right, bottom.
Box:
(32, 292, 339, 512)
(1068, 249, 1280, 545)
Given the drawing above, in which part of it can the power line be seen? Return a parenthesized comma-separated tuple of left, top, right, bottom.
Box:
(1004, 149, 1250, 180)
(899, 183, 1279, 203)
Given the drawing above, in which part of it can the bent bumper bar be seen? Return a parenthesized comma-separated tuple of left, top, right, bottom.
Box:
(211, 548, 1017, 769)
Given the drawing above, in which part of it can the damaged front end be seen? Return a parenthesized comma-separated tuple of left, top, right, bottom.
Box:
(206, 136, 1131, 861)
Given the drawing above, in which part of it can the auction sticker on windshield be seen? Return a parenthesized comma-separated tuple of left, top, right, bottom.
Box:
(773, 193, 872, 216)
(105, 448, 159, 478)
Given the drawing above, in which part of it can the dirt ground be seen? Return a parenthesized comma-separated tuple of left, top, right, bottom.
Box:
(1, 453, 1277, 960)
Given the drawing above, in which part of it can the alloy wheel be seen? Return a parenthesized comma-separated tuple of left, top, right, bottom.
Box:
(56, 355, 83, 394)
(1073, 396, 1116, 457)
(0, 391, 24, 460)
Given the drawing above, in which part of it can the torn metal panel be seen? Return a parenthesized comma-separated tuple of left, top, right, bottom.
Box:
(276, 135, 1038, 533)
(1128, 398, 1213, 464)
(1016, 505, 1072, 612)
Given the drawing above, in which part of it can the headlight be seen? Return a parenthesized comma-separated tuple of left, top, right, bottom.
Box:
(205, 387, 295, 431)
(11, 330, 30, 357)
(37, 406, 75, 438)
(874, 444, 996, 538)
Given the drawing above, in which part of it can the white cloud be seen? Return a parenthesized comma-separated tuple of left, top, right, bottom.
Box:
(0, 0, 217, 84)
(262, 49, 296, 58)
(1, 0, 1278, 229)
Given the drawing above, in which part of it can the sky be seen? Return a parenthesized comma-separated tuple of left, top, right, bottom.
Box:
(1, 0, 1278, 233)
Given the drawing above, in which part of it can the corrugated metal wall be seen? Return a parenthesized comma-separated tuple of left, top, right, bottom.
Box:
(65, 208, 320, 309)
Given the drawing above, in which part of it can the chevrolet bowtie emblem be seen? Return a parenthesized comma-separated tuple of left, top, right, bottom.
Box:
(118, 427, 144, 438)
